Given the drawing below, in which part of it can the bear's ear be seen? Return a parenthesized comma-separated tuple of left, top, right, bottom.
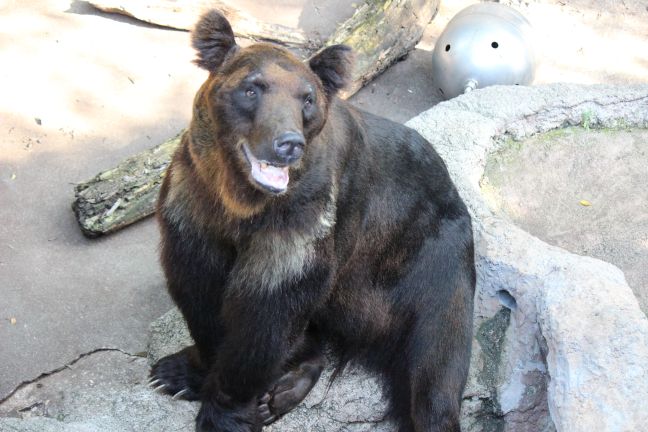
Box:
(192, 10, 238, 72)
(309, 45, 353, 97)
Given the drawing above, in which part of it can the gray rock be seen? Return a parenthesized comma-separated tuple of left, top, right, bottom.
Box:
(0, 350, 196, 432)
(481, 127, 648, 316)
(148, 307, 193, 364)
(407, 83, 648, 432)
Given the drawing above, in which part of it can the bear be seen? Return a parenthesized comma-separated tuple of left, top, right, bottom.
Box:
(150, 9, 476, 432)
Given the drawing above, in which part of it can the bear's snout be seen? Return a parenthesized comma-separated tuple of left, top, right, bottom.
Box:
(273, 132, 305, 165)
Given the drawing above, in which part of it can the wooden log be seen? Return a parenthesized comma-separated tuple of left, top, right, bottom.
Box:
(72, 133, 181, 238)
(330, 0, 439, 98)
(73, 0, 439, 237)
(88, 0, 320, 50)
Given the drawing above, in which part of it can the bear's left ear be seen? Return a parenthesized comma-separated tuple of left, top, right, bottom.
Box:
(309, 45, 353, 97)
(192, 10, 238, 72)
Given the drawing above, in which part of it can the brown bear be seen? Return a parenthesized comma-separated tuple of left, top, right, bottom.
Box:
(150, 9, 475, 432)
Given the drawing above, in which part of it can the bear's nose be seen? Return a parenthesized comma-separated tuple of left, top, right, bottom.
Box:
(273, 132, 305, 164)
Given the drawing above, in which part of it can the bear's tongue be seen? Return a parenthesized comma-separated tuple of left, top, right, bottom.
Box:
(243, 144, 289, 192)
(249, 159, 289, 193)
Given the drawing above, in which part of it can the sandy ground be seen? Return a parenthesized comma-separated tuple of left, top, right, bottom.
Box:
(1, 0, 647, 402)
(483, 127, 648, 315)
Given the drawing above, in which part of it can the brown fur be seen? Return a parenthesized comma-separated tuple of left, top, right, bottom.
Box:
(151, 10, 475, 432)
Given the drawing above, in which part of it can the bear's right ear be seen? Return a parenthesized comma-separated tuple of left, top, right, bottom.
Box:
(192, 10, 238, 72)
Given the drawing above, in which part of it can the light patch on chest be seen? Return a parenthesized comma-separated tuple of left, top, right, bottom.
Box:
(232, 182, 338, 293)
(314, 179, 337, 238)
(232, 231, 316, 292)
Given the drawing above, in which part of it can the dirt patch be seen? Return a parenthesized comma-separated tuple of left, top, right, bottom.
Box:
(482, 127, 648, 316)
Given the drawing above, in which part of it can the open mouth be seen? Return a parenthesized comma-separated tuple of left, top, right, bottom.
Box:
(242, 144, 289, 194)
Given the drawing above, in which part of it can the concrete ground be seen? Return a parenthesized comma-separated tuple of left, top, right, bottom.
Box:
(482, 127, 648, 316)
(1, 0, 647, 408)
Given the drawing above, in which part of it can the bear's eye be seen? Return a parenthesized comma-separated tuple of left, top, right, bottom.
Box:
(303, 95, 313, 108)
(245, 88, 257, 98)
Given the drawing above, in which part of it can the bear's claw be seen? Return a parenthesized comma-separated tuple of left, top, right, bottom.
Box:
(147, 378, 161, 388)
(148, 347, 205, 401)
(172, 388, 189, 400)
(258, 396, 277, 425)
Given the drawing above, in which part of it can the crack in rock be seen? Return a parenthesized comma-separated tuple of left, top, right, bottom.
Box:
(0, 348, 140, 406)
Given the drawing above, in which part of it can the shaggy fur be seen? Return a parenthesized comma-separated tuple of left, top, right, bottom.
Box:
(151, 9, 475, 432)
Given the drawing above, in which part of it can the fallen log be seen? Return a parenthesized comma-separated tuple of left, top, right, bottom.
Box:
(88, 0, 320, 50)
(328, 0, 439, 98)
(72, 133, 181, 238)
(74, 0, 439, 237)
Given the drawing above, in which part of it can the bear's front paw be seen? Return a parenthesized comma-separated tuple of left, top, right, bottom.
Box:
(196, 399, 262, 432)
(149, 346, 206, 401)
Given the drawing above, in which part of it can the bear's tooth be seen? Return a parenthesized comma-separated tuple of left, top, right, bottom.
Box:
(260, 162, 268, 170)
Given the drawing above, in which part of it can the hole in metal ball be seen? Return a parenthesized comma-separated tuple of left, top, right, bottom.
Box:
(491, 41, 499, 49)
(445, 44, 451, 52)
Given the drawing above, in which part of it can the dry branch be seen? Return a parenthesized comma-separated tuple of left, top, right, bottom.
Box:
(74, 0, 439, 237)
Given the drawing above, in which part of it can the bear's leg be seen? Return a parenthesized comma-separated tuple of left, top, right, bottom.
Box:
(149, 345, 206, 401)
(258, 328, 325, 424)
(152, 218, 234, 401)
(408, 359, 464, 432)
(406, 347, 466, 432)
(385, 318, 469, 432)
(392, 228, 474, 432)
(148, 272, 226, 402)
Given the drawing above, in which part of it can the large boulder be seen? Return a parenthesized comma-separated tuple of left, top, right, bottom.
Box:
(407, 83, 648, 431)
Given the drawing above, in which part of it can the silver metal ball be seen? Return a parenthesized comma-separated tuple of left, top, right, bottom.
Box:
(432, 3, 537, 100)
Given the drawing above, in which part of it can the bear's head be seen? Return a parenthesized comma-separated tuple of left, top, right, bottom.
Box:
(189, 10, 352, 205)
